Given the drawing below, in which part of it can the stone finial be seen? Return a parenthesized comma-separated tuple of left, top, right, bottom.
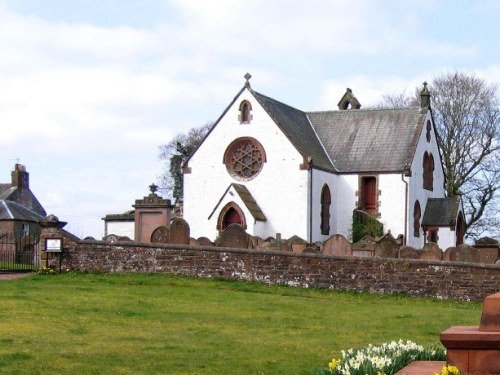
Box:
(420, 81, 431, 108)
(244, 72, 252, 88)
(149, 183, 158, 194)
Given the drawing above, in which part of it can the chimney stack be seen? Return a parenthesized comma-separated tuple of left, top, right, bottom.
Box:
(11, 164, 29, 189)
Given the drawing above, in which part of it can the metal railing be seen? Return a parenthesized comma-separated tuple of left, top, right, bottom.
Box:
(0, 234, 40, 272)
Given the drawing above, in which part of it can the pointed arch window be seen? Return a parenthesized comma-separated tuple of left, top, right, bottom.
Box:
(239, 100, 253, 124)
(456, 212, 465, 245)
(426, 120, 432, 142)
(413, 200, 421, 237)
(423, 152, 434, 191)
(320, 184, 331, 235)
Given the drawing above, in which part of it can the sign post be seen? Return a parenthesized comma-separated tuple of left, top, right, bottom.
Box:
(44, 238, 63, 271)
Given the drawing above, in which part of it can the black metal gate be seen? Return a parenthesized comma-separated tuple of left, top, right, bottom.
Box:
(0, 234, 40, 272)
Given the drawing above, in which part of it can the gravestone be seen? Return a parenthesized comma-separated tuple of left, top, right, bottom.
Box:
(418, 242, 442, 261)
(398, 246, 419, 259)
(352, 236, 375, 258)
(169, 218, 190, 245)
(374, 233, 398, 258)
(197, 237, 213, 247)
(216, 224, 252, 249)
(443, 244, 480, 263)
(288, 235, 307, 253)
(150, 226, 169, 243)
(251, 236, 264, 249)
(322, 234, 352, 256)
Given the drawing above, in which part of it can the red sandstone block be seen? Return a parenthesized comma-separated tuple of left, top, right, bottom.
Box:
(395, 361, 446, 375)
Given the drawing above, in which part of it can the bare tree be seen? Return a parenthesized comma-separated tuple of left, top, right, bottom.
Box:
(380, 72, 500, 240)
(158, 122, 212, 203)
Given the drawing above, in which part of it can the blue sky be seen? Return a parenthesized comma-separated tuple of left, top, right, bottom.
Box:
(0, 0, 499, 238)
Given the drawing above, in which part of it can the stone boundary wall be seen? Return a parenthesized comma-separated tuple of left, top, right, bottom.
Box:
(56, 240, 500, 301)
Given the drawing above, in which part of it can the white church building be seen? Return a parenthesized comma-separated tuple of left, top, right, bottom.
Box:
(183, 75, 465, 249)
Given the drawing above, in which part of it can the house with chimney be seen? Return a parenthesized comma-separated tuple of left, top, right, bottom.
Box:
(182, 76, 465, 249)
(0, 164, 47, 239)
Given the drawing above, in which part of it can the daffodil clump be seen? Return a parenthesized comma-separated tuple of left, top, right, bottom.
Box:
(435, 365, 461, 375)
(321, 339, 446, 375)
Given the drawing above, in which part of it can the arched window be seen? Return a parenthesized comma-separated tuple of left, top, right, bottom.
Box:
(426, 120, 432, 142)
(413, 200, 421, 237)
(218, 202, 246, 231)
(239, 100, 252, 123)
(320, 184, 331, 235)
(423, 152, 434, 191)
(456, 212, 465, 245)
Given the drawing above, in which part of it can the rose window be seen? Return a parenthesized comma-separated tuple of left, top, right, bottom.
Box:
(224, 138, 265, 180)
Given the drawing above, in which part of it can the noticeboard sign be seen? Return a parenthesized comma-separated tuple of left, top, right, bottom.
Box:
(45, 238, 63, 252)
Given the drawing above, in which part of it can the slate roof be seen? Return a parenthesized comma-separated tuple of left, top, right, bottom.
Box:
(0, 186, 47, 221)
(232, 184, 266, 222)
(252, 91, 335, 172)
(307, 108, 426, 173)
(422, 197, 461, 227)
(0, 200, 46, 221)
(188, 84, 428, 175)
(208, 183, 266, 222)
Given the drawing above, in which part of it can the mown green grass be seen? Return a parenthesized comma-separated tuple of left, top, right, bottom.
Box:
(0, 273, 481, 374)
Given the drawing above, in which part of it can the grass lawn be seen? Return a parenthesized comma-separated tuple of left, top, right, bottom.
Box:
(0, 273, 481, 374)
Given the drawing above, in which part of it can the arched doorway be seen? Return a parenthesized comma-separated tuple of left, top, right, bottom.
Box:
(218, 203, 246, 231)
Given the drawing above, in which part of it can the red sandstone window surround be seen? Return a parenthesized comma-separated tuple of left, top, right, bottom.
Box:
(238, 100, 253, 124)
(423, 152, 434, 191)
(320, 184, 331, 235)
(413, 200, 421, 237)
(224, 137, 266, 181)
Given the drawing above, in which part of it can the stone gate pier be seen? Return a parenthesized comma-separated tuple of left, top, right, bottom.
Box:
(441, 292, 500, 373)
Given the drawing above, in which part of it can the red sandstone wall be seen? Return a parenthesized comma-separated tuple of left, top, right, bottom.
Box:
(56, 241, 500, 301)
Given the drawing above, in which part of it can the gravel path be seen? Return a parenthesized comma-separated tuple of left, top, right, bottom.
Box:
(0, 273, 34, 280)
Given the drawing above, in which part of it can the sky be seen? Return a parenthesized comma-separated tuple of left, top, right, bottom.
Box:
(0, 0, 499, 239)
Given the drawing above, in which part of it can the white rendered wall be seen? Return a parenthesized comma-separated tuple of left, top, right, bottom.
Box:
(333, 173, 407, 241)
(184, 88, 309, 241)
(105, 221, 135, 239)
(407, 111, 447, 248)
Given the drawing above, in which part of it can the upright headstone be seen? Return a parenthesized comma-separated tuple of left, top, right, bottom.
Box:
(169, 218, 190, 245)
(374, 233, 399, 258)
(150, 226, 169, 244)
(322, 234, 352, 256)
(352, 236, 375, 257)
(216, 224, 251, 249)
(418, 242, 442, 261)
(443, 244, 480, 263)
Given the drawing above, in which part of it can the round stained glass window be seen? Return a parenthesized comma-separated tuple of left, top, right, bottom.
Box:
(224, 138, 266, 181)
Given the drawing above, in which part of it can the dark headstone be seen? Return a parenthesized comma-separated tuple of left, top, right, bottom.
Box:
(216, 224, 252, 249)
(374, 233, 398, 258)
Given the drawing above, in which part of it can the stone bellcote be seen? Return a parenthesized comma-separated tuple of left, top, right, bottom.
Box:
(337, 88, 361, 110)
